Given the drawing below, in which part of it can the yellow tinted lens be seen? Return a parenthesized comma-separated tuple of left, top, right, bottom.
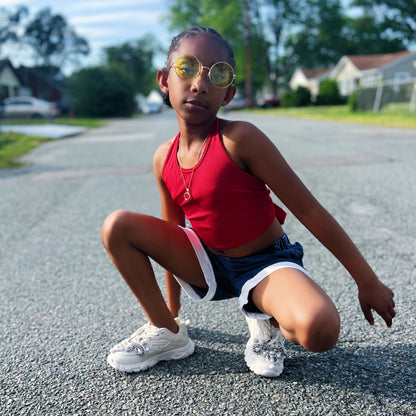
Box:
(210, 62, 235, 88)
(175, 55, 200, 80)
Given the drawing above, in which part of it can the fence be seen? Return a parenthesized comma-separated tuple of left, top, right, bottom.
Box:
(354, 79, 416, 113)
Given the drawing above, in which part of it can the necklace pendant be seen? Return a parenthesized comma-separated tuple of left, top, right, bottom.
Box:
(184, 190, 192, 201)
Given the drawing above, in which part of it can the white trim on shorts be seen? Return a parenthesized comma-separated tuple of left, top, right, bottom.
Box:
(177, 227, 311, 319)
(239, 262, 310, 319)
(175, 227, 217, 302)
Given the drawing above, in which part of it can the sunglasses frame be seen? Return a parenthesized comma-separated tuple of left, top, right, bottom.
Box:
(171, 54, 236, 89)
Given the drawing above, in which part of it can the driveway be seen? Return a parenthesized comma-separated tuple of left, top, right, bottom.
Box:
(0, 123, 87, 139)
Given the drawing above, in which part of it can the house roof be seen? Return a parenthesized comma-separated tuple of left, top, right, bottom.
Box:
(301, 68, 333, 80)
(346, 50, 412, 71)
(0, 58, 23, 84)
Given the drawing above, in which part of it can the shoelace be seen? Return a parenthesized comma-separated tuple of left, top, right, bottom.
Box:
(252, 334, 287, 363)
(116, 324, 158, 352)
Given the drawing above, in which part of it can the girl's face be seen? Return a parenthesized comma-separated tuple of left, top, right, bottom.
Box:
(158, 34, 236, 124)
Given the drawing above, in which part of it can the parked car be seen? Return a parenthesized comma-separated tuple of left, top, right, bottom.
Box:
(224, 97, 247, 111)
(261, 97, 280, 108)
(141, 101, 161, 114)
(2, 96, 58, 119)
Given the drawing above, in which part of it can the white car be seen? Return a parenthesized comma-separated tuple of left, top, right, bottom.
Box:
(2, 96, 58, 119)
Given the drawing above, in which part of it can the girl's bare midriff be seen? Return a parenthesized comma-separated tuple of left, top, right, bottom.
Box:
(207, 218, 284, 258)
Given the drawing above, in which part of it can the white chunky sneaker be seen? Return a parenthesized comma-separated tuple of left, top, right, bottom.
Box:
(107, 320, 195, 372)
(244, 316, 287, 377)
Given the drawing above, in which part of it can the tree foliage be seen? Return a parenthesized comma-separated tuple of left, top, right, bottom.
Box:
(285, 0, 349, 68)
(352, 0, 416, 48)
(286, 0, 408, 70)
(67, 66, 136, 117)
(24, 8, 89, 68)
(103, 35, 160, 95)
(0, 6, 28, 52)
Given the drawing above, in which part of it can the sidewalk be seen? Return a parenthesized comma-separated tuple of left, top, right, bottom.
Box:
(0, 123, 87, 139)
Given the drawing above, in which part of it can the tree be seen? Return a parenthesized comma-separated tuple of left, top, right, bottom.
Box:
(67, 66, 136, 117)
(352, 0, 416, 48)
(24, 7, 89, 69)
(0, 6, 28, 54)
(261, 0, 306, 95)
(344, 12, 406, 54)
(285, 0, 407, 70)
(285, 0, 353, 69)
(104, 35, 160, 96)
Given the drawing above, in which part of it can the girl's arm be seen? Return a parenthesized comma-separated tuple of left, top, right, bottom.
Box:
(225, 121, 395, 327)
(153, 142, 185, 318)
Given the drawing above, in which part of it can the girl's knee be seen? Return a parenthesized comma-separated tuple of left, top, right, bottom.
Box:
(300, 306, 340, 352)
(100, 209, 132, 249)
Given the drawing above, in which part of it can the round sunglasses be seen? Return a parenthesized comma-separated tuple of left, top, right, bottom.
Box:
(171, 54, 236, 89)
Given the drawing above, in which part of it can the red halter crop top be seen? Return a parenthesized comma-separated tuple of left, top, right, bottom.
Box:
(162, 118, 286, 250)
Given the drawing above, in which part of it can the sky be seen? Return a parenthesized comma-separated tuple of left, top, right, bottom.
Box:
(1, 0, 172, 72)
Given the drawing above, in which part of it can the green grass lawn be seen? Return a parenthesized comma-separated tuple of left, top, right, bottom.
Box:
(0, 132, 51, 168)
(0, 117, 105, 128)
(251, 104, 416, 129)
(0, 117, 106, 168)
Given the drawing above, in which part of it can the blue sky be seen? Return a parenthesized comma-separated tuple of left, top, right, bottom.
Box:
(1, 0, 171, 71)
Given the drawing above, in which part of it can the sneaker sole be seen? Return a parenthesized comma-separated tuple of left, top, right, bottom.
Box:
(244, 347, 284, 378)
(107, 340, 195, 373)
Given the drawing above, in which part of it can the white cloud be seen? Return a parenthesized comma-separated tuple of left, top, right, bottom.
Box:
(70, 10, 161, 26)
(0, 0, 22, 5)
(73, 0, 164, 10)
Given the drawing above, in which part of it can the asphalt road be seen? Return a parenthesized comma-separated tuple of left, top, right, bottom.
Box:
(1, 110, 415, 415)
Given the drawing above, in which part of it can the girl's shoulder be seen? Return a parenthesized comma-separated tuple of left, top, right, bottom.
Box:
(219, 118, 266, 145)
(153, 136, 176, 177)
(219, 118, 255, 135)
(218, 119, 270, 170)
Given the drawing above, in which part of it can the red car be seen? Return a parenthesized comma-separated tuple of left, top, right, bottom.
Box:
(261, 97, 280, 108)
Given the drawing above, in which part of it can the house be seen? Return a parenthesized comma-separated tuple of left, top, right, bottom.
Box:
(16, 66, 63, 103)
(0, 59, 24, 101)
(330, 50, 416, 96)
(0, 58, 64, 106)
(289, 67, 333, 97)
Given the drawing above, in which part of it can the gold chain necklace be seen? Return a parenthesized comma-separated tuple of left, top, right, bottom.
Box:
(177, 136, 208, 201)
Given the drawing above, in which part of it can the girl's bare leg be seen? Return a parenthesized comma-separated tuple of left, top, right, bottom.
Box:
(166, 273, 182, 318)
(251, 268, 340, 352)
(100, 210, 207, 333)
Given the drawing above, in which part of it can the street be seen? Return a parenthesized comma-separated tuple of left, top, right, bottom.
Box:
(0, 110, 415, 415)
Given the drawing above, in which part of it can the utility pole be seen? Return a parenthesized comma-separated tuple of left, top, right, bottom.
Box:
(244, 0, 253, 108)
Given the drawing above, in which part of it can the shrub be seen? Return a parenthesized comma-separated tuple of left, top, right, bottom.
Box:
(316, 79, 343, 105)
(348, 93, 357, 112)
(67, 65, 137, 117)
(281, 86, 311, 107)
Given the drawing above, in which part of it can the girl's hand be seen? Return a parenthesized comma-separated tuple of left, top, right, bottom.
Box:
(358, 280, 396, 327)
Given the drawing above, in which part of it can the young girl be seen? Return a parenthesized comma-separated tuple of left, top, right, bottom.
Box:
(101, 26, 395, 377)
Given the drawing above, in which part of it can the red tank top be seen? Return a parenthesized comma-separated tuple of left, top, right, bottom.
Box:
(162, 118, 286, 250)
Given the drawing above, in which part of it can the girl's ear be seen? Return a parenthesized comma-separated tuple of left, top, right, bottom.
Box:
(222, 85, 237, 107)
(157, 69, 169, 94)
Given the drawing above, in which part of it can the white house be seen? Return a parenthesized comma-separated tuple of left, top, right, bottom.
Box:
(289, 67, 333, 97)
(330, 50, 416, 96)
(0, 59, 23, 100)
